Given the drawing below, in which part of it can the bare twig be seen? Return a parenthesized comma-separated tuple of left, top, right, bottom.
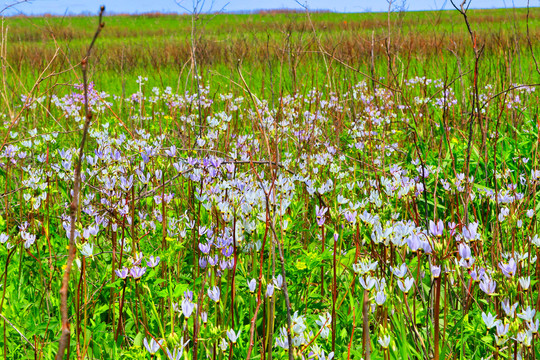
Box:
(450, 0, 484, 224)
(0, 0, 29, 15)
(238, 62, 294, 360)
(525, 0, 540, 76)
(56, 7, 105, 360)
(0, 313, 36, 351)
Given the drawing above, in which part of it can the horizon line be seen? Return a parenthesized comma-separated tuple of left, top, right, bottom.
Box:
(3, 5, 538, 17)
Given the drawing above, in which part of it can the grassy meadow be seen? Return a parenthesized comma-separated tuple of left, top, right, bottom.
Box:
(1, 5, 540, 360)
(5, 8, 540, 94)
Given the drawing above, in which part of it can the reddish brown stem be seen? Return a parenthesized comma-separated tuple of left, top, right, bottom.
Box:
(56, 8, 105, 360)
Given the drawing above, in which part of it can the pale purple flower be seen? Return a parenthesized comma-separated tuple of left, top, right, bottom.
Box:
(459, 257, 475, 269)
(165, 145, 177, 157)
(166, 346, 183, 360)
(398, 277, 414, 293)
(375, 291, 386, 305)
(359, 276, 377, 290)
(199, 242, 212, 254)
(458, 243, 472, 260)
(431, 265, 441, 278)
(417, 165, 430, 178)
(181, 297, 196, 318)
(513, 330, 531, 345)
(499, 258, 517, 277)
(80, 242, 94, 257)
(343, 210, 356, 224)
(184, 290, 193, 301)
(421, 239, 432, 253)
(147, 255, 160, 268)
(498, 207, 509, 222)
(266, 284, 274, 298)
(316, 205, 328, 226)
(115, 267, 129, 279)
(448, 222, 457, 236)
(143, 337, 163, 355)
(201, 311, 208, 323)
(208, 286, 221, 302)
(130, 266, 146, 279)
(208, 255, 218, 267)
(518, 306, 536, 322)
(219, 338, 229, 352)
(391, 263, 408, 278)
(219, 259, 228, 270)
(429, 219, 444, 237)
(131, 252, 144, 266)
(22, 232, 36, 249)
(248, 278, 256, 293)
(407, 233, 421, 251)
(502, 299, 518, 317)
(198, 225, 208, 236)
(469, 267, 485, 282)
(479, 277, 496, 295)
(531, 235, 540, 247)
(319, 350, 334, 360)
(222, 246, 233, 257)
(378, 335, 391, 348)
(462, 222, 479, 241)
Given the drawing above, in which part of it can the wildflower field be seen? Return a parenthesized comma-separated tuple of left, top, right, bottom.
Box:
(1, 3, 540, 360)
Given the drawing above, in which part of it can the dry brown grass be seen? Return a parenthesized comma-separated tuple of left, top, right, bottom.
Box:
(4, 8, 539, 76)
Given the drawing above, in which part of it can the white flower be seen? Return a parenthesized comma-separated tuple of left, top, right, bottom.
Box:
(482, 312, 500, 329)
(359, 276, 377, 290)
(80, 242, 94, 258)
(375, 290, 387, 305)
(391, 263, 408, 278)
(502, 299, 519, 317)
(378, 334, 391, 348)
(226, 328, 241, 343)
(319, 350, 334, 360)
(531, 235, 540, 247)
(166, 340, 189, 360)
(320, 326, 330, 339)
(143, 337, 163, 354)
(517, 306, 536, 322)
(527, 319, 539, 333)
(315, 312, 332, 328)
(218, 338, 228, 352)
(519, 276, 531, 290)
(398, 277, 414, 293)
(291, 311, 307, 334)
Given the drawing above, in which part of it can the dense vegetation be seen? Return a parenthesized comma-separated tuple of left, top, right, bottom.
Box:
(1, 4, 540, 360)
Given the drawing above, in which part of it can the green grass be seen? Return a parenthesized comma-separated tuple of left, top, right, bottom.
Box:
(1, 7, 540, 360)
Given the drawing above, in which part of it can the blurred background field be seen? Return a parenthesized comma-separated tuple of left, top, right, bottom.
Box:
(4, 7, 540, 97)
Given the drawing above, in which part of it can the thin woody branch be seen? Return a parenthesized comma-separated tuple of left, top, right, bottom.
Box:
(56, 6, 105, 360)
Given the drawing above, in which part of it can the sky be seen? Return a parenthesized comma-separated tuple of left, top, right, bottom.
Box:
(1, 0, 538, 16)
